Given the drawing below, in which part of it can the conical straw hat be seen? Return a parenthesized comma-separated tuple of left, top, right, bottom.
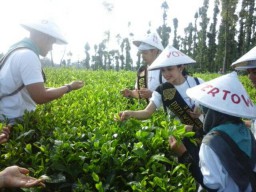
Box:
(133, 32, 164, 51)
(148, 45, 196, 70)
(21, 18, 67, 45)
(186, 71, 256, 119)
(231, 46, 256, 70)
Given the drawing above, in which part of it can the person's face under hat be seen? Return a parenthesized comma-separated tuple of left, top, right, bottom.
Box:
(31, 30, 56, 57)
(247, 68, 256, 88)
(138, 43, 159, 65)
(160, 65, 185, 85)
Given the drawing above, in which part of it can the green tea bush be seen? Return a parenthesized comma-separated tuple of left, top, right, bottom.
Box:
(3, 68, 245, 191)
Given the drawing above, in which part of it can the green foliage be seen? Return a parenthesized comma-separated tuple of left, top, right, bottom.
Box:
(0, 68, 202, 191)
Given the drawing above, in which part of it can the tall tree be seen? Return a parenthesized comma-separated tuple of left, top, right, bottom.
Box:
(216, 0, 238, 73)
(184, 23, 194, 56)
(207, 0, 220, 72)
(245, 0, 255, 50)
(237, 0, 246, 57)
(157, 0, 171, 48)
(195, 0, 210, 71)
(172, 18, 179, 49)
(83, 42, 91, 69)
(120, 38, 132, 70)
(192, 12, 199, 59)
(238, 0, 255, 57)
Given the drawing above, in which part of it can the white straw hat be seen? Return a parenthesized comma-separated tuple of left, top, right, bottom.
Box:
(21, 18, 68, 45)
(137, 43, 157, 51)
(231, 46, 256, 70)
(148, 45, 196, 70)
(133, 32, 164, 51)
(186, 71, 256, 119)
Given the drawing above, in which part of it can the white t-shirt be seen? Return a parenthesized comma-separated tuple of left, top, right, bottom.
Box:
(0, 49, 44, 119)
(251, 120, 256, 138)
(147, 69, 166, 92)
(150, 76, 204, 110)
(200, 143, 255, 192)
(135, 69, 166, 92)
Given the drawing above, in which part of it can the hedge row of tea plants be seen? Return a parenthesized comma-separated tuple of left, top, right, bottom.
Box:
(0, 68, 253, 192)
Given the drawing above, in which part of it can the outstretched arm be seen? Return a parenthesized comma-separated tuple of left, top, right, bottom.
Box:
(26, 81, 84, 104)
(118, 101, 157, 121)
(120, 88, 152, 99)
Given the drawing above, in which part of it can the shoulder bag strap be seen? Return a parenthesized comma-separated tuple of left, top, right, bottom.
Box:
(0, 47, 26, 100)
(194, 77, 200, 85)
(137, 64, 149, 104)
(214, 130, 256, 191)
(0, 85, 25, 100)
(159, 69, 162, 84)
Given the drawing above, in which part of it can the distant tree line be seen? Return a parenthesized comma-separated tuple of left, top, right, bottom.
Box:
(74, 0, 254, 73)
(1, 0, 255, 73)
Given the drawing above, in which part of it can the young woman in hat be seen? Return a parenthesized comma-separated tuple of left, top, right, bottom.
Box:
(117, 45, 205, 189)
(0, 18, 84, 126)
(118, 45, 204, 127)
(121, 32, 166, 103)
(231, 46, 256, 138)
(170, 72, 256, 191)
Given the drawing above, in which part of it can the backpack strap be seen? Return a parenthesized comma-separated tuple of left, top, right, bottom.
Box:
(0, 39, 45, 100)
(0, 85, 25, 100)
(159, 69, 162, 84)
(0, 47, 27, 100)
(194, 77, 200, 85)
(136, 64, 149, 104)
(203, 130, 256, 191)
(0, 47, 25, 70)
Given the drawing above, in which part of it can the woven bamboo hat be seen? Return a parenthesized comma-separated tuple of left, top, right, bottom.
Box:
(186, 71, 256, 119)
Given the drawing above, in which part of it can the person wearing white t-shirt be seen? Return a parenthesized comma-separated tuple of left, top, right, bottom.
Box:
(118, 45, 203, 123)
(0, 18, 84, 126)
(118, 64, 204, 126)
(231, 46, 256, 138)
(117, 45, 205, 190)
(121, 32, 166, 101)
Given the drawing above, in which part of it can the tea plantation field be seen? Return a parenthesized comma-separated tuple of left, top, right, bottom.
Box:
(0, 68, 254, 192)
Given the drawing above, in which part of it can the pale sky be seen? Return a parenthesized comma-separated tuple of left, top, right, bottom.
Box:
(0, 0, 205, 63)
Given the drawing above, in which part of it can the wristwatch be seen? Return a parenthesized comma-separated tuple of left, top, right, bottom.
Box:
(65, 84, 72, 93)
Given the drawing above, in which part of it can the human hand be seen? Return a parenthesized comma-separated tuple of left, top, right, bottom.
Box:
(188, 106, 202, 119)
(138, 88, 152, 99)
(184, 125, 193, 132)
(120, 88, 132, 98)
(168, 136, 187, 157)
(116, 111, 132, 122)
(0, 126, 11, 144)
(0, 166, 45, 188)
(69, 81, 84, 91)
